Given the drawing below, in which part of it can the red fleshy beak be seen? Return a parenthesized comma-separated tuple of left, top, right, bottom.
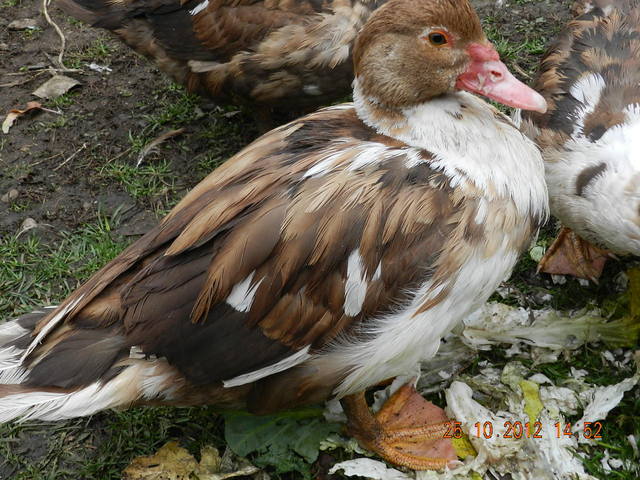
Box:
(456, 43, 547, 113)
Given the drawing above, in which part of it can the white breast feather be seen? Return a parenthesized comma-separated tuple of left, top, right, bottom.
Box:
(307, 83, 549, 396)
(326, 239, 520, 397)
(353, 79, 548, 222)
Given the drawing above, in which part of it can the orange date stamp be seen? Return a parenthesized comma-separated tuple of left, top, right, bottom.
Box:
(443, 420, 603, 440)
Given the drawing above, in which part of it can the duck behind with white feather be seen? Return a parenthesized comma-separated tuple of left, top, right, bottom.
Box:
(0, 0, 547, 470)
(521, 0, 640, 280)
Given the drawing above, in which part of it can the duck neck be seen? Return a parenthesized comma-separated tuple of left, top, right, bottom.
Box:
(353, 77, 413, 139)
(352, 77, 549, 221)
(353, 77, 466, 149)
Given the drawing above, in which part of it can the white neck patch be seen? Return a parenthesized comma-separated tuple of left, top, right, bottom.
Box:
(352, 78, 548, 221)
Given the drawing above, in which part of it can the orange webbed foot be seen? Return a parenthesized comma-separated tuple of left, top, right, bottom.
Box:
(537, 227, 611, 282)
(341, 383, 457, 470)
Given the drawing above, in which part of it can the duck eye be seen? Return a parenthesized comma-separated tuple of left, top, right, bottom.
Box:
(428, 32, 448, 46)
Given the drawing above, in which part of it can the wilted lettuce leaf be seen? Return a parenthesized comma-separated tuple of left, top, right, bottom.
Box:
(519, 379, 543, 424)
(223, 409, 340, 477)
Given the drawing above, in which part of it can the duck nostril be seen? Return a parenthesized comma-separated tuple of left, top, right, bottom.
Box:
(490, 70, 503, 81)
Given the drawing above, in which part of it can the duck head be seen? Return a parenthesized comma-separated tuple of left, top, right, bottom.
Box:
(353, 0, 547, 113)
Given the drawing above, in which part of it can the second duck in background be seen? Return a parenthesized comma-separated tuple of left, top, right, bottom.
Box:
(59, 0, 387, 124)
(521, 0, 640, 281)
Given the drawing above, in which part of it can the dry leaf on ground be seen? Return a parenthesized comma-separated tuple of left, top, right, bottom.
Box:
(32, 75, 80, 99)
(123, 441, 259, 480)
(2, 101, 43, 134)
(16, 218, 38, 237)
(1, 189, 19, 203)
(8, 18, 39, 30)
(123, 441, 197, 480)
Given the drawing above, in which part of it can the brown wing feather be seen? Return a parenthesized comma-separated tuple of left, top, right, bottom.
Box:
(25, 107, 465, 391)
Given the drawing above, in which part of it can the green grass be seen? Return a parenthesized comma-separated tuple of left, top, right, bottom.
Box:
(481, 0, 570, 79)
(125, 84, 202, 155)
(64, 15, 84, 27)
(483, 21, 545, 77)
(193, 106, 257, 177)
(145, 84, 202, 129)
(66, 37, 114, 69)
(29, 115, 70, 132)
(101, 83, 253, 207)
(99, 84, 200, 200)
(101, 159, 176, 200)
(46, 92, 77, 110)
(0, 214, 128, 318)
(19, 27, 42, 39)
(0, 407, 227, 480)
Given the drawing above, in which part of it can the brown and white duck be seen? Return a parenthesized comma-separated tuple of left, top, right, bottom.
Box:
(59, 0, 384, 120)
(1, 0, 547, 469)
(521, 0, 640, 281)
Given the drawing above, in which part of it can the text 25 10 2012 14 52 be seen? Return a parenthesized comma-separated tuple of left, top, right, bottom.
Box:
(444, 420, 603, 440)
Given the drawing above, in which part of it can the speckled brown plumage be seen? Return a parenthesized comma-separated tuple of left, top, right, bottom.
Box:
(1, 94, 544, 412)
(59, 0, 384, 111)
(12, 108, 472, 407)
(521, 0, 640, 264)
(523, 0, 640, 148)
(0, 0, 548, 436)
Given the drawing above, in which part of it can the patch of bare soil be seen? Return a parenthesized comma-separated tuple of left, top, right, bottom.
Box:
(0, 0, 258, 242)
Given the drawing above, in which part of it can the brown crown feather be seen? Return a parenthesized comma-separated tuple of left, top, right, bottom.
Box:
(353, 0, 483, 72)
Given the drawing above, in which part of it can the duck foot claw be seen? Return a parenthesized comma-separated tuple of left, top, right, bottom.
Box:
(341, 383, 457, 470)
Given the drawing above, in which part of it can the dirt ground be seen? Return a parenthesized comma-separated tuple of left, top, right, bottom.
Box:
(0, 1, 260, 239)
(6, 0, 632, 479)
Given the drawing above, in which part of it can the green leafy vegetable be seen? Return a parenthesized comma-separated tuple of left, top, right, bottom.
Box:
(223, 409, 340, 478)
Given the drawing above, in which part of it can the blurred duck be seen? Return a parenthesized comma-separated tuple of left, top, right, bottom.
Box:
(1, 0, 547, 469)
(59, 0, 386, 122)
(521, 0, 640, 281)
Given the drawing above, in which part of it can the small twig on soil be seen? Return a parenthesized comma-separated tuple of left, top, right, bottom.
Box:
(42, 52, 82, 74)
(0, 76, 39, 88)
(28, 152, 63, 168)
(4, 71, 44, 76)
(105, 147, 132, 164)
(40, 106, 64, 115)
(42, 0, 68, 70)
(54, 143, 87, 171)
(1, 70, 50, 88)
